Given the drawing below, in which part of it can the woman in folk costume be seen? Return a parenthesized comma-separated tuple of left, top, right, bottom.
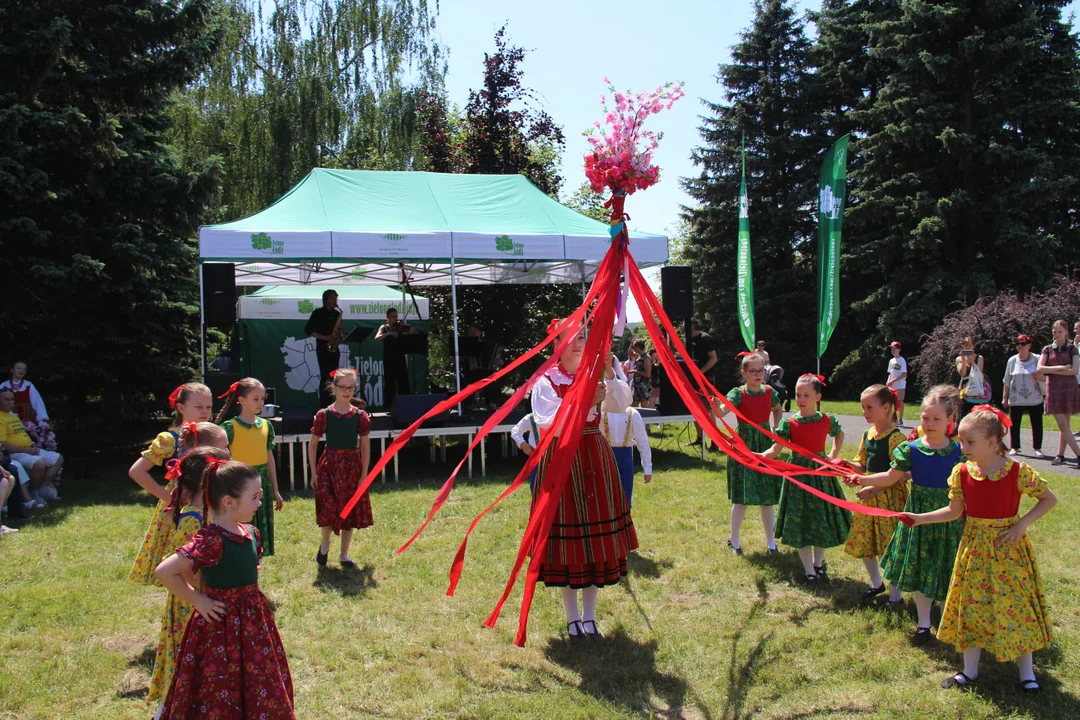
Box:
(531, 320, 636, 639)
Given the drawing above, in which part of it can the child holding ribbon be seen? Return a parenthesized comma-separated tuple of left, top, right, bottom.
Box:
(858, 385, 964, 645)
(842, 384, 909, 602)
(716, 352, 782, 554)
(905, 405, 1055, 693)
(127, 382, 217, 586)
(758, 374, 850, 583)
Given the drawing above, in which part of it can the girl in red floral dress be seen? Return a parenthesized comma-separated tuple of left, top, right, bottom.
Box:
(156, 460, 293, 720)
(307, 368, 372, 568)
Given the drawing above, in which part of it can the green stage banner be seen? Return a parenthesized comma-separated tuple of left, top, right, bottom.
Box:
(816, 135, 849, 359)
(736, 134, 756, 351)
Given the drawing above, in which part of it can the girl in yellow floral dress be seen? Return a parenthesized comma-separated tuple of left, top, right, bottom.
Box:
(127, 382, 218, 586)
(147, 446, 230, 715)
(842, 384, 909, 603)
(903, 406, 1056, 693)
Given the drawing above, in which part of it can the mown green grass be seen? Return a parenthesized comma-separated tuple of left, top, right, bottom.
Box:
(1, 426, 1078, 719)
(819, 400, 1080, 432)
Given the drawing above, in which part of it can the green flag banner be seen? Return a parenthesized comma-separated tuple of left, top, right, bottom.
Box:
(816, 135, 849, 359)
(736, 135, 755, 351)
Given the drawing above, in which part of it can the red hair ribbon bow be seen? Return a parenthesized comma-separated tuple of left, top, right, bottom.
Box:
(217, 382, 239, 399)
(800, 373, 827, 386)
(734, 351, 754, 360)
(888, 387, 901, 409)
(329, 369, 337, 379)
(546, 318, 565, 336)
(182, 421, 199, 444)
(202, 455, 230, 509)
(972, 404, 1013, 430)
(168, 385, 183, 409)
(164, 458, 183, 481)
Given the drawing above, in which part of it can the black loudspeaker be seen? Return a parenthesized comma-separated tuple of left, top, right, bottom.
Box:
(661, 265, 694, 319)
(391, 393, 450, 428)
(659, 360, 690, 416)
(203, 263, 237, 327)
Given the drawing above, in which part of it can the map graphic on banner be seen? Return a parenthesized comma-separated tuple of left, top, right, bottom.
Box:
(280, 337, 355, 393)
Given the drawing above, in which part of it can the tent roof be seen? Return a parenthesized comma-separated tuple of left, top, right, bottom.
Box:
(199, 169, 667, 286)
(248, 285, 424, 300)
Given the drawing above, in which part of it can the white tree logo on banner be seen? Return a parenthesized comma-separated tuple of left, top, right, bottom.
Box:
(280, 337, 352, 394)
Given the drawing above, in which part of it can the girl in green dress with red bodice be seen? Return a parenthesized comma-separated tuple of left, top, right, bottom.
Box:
(715, 352, 782, 555)
(216, 378, 284, 556)
(156, 460, 294, 719)
(758, 374, 851, 583)
(308, 368, 372, 569)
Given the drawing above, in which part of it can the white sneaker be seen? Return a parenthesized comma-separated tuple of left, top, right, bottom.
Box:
(1034, 450, 1045, 458)
(39, 486, 60, 502)
(32, 498, 46, 509)
(0, 525, 17, 535)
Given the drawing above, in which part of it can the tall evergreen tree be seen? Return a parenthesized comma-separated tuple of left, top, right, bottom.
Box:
(682, 0, 826, 377)
(0, 0, 223, 421)
(824, 0, 1080, 392)
(169, 0, 444, 220)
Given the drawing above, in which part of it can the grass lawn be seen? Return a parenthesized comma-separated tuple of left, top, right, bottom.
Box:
(819, 400, 1080, 433)
(2, 425, 1078, 719)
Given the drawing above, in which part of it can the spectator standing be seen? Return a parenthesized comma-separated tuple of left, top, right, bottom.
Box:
(1002, 334, 1045, 457)
(886, 342, 908, 426)
(688, 319, 718, 446)
(1038, 320, 1080, 467)
(955, 337, 990, 419)
(755, 341, 770, 366)
(648, 349, 662, 409)
(628, 339, 653, 407)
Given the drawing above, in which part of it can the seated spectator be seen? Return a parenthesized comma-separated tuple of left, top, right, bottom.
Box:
(0, 465, 17, 534)
(1, 446, 37, 514)
(0, 388, 63, 504)
(0, 361, 59, 459)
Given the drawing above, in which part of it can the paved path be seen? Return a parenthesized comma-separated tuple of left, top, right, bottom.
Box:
(827, 413, 1080, 476)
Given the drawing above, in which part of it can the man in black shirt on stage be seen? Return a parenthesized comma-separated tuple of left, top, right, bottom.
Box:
(375, 307, 412, 408)
(304, 289, 342, 407)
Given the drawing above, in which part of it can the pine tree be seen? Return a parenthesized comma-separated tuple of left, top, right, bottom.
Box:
(0, 0, 223, 421)
(682, 0, 826, 377)
(825, 0, 1080, 392)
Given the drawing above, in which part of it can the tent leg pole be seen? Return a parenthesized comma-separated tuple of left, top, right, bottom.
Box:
(451, 258, 462, 415)
(199, 263, 206, 381)
(580, 261, 586, 300)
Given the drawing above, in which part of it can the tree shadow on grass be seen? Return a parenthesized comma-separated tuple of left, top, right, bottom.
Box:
(721, 587, 775, 720)
(313, 563, 377, 598)
(545, 627, 714, 720)
(128, 644, 157, 672)
(627, 550, 675, 580)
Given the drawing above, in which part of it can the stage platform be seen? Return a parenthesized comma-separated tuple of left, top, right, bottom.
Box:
(275, 408, 700, 488)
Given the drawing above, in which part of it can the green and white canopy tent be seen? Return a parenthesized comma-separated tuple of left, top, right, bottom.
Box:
(199, 169, 669, 400)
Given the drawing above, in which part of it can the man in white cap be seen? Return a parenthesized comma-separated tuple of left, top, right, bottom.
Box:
(886, 341, 908, 426)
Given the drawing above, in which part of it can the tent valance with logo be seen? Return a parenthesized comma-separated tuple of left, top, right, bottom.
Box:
(198, 169, 669, 286)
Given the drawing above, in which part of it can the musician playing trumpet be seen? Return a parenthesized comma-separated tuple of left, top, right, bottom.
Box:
(375, 307, 413, 407)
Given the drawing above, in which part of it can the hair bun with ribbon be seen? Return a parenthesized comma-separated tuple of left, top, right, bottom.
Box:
(972, 404, 1013, 430)
(799, 373, 827, 387)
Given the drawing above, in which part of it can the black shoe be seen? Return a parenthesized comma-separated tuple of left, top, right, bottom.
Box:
(861, 584, 887, 601)
(582, 620, 603, 639)
(814, 565, 829, 583)
(567, 621, 587, 641)
(727, 540, 744, 556)
(766, 546, 779, 555)
(941, 672, 977, 689)
(1017, 679, 1041, 694)
(340, 559, 357, 569)
(802, 574, 819, 585)
(913, 626, 933, 646)
(316, 548, 328, 567)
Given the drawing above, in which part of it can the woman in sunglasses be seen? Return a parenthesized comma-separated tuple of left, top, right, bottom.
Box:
(1002, 335, 1045, 457)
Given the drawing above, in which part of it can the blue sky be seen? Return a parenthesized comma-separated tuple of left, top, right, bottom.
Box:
(433, 0, 1079, 320)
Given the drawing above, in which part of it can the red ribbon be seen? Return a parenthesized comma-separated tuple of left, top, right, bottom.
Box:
(800, 373, 827, 386)
(164, 458, 183, 481)
(888, 387, 901, 410)
(168, 385, 183, 409)
(181, 421, 199, 445)
(217, 382, 239, 399)
(972, 404, 1013, 430)
(734, 351, 754, 360)
(329, 369, 337, 379)
(202, 456, 229, 509)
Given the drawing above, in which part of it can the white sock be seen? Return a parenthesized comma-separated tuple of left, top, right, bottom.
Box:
(760, 506, 776, 549)
(581, 586, 599, 623)
(797, 547, 815, 575)
(863, 558, 884, 588)
(729, 504, 746, 548)
(963, 647, 982, 680)
(561, 587, 581, 630)
(1017, 652, 1035, 683)
(153, 704, 165, 720)
(888, 585, 902, 602)
(914, 592, 933, 628)
(813, 547, 826, 568)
